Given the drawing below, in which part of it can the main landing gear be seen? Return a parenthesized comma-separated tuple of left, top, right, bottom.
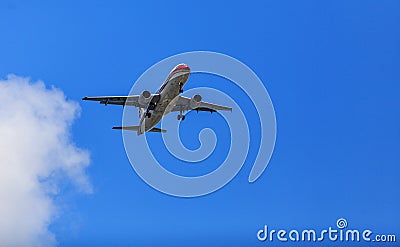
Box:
(145, 102, 156, 118)
(177, 108, 185, 121)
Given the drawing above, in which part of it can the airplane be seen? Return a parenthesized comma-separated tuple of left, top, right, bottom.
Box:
(82, 64, 232, 135)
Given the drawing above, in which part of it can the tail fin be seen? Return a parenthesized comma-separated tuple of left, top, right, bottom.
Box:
(112, 126, 166, 133)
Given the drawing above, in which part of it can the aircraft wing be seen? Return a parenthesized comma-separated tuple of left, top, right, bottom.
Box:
(83, 95, 148, 108)
(172, 95, 232, 112)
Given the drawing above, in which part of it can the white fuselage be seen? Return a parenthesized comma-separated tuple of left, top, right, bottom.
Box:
(138, 65, 190, 135)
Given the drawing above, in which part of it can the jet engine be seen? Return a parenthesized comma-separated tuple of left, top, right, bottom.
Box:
(138, 90, 151, 105)
(190, 94, 202, 109)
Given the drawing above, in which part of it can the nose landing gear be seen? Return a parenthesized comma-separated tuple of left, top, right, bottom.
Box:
(179, 83, 184, 93)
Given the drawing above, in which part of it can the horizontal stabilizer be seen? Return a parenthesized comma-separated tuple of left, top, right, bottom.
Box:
(149, 127, 167, 133)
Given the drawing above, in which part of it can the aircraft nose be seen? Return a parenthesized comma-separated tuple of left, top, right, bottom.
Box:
(175, 63, 190, 71)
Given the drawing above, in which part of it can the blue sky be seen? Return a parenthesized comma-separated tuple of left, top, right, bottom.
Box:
(1, 0, 399, 246)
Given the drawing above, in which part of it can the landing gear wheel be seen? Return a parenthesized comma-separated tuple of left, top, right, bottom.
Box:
(179, 83, 183, 93)
(177, 114, 185, 121)
(182, 115, 185, 121)
(145, 112, 152, 118)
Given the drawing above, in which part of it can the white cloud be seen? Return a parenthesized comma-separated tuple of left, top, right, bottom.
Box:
(0, 75, 91, 246)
